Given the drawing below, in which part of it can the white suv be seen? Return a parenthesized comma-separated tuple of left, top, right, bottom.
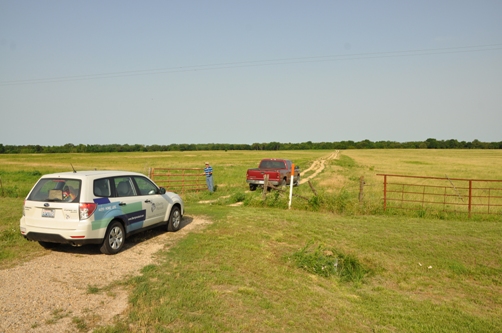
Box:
(20, 170, 184, 254)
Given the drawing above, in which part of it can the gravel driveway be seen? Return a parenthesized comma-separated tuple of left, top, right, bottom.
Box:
(0, 215, 210, 333)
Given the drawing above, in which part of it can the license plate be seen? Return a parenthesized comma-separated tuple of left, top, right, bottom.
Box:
(42, 209, 55, 218)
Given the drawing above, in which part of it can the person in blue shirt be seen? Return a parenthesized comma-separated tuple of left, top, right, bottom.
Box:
(203, 162, 214, 193)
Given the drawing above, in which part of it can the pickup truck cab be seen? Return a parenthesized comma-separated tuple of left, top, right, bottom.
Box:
(246, 158, 300, 191)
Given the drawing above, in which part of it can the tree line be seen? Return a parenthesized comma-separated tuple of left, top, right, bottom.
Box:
(0, 138, 501, 154)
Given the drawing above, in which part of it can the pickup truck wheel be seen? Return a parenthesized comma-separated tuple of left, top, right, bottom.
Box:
(249, 184, 257, 191)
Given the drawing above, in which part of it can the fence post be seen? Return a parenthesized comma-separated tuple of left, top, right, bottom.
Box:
(358, 176, 365, 202)
(288, 164, 295, 209)
(262, 174, 269, 199)
(468, 180, 472, 218)
(383, 175, 387, 211)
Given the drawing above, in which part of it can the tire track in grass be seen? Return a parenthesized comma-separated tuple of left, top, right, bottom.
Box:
(299, 150, 339, 184)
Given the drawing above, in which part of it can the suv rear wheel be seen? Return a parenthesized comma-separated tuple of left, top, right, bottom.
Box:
(100, 221, 125, 255)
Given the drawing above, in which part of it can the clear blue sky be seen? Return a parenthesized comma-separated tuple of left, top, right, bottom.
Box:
(1, 1, 501, 146)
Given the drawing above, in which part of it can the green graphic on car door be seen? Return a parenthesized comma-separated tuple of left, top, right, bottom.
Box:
(92, 198, 146, 232)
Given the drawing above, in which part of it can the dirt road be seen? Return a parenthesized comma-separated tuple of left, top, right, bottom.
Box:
(0, 216, 211, 333)
(299, 150, 339, 184)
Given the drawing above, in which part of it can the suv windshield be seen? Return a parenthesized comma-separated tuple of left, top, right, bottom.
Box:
(28, 178, 82, 202)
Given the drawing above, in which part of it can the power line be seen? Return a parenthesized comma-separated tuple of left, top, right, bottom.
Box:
(1, 44, 501, 86)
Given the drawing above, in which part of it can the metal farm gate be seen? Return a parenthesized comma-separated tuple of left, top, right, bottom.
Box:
(378, 174, 502, 217)
(149, 168, 206, 194)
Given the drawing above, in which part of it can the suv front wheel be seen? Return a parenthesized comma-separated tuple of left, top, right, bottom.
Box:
(167, 206, 181, 232)
(100, 220, 125, 255)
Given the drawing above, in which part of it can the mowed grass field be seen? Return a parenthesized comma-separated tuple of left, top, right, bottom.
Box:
(1, 149, 501, 332)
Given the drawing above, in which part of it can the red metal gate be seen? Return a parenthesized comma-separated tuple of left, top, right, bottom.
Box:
(149, 168, 206, 194)
(377, 174, 502, 217)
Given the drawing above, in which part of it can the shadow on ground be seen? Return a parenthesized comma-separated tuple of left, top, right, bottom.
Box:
(45, 216, 195, 255)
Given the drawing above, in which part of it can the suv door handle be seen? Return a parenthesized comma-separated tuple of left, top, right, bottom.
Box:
(144, 199, 151, 203)
(119, 202, 126, 206)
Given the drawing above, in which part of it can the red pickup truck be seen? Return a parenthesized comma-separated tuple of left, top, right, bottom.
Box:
(246, 158, 300, 191)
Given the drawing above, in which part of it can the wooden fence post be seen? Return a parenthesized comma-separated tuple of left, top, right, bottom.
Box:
(359, 176, 365, 203)
(262, 174, 269, 199)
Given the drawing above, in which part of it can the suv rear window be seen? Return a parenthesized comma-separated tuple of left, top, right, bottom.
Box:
(28, 178, 82, 202)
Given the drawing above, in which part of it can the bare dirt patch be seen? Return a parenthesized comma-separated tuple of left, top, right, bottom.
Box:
(0, 215, 211, 333)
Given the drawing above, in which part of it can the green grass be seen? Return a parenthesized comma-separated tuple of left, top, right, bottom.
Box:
(289, 240, 372, 281)
(94, 206, 502, 332)
(0, 197, 44, 267)
(2, 150, 502, 332)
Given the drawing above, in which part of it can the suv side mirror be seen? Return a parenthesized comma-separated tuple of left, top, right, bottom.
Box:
(159, 187, 166, 194)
